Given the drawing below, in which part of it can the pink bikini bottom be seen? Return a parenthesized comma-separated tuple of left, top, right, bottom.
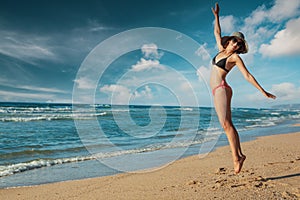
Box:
(212, 80, 232, 96)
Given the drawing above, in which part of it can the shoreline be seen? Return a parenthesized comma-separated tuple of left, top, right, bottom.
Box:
(1, 103, 299, 189)
(1, 131, 299, 200)
(1, 121, 299, 189)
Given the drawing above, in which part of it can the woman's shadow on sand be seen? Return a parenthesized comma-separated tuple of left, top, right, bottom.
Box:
(266, 173, 300, 181)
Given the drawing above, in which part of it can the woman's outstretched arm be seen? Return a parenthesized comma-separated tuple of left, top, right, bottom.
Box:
(234, 54, 276, 99)
(212, 3, 223, 51)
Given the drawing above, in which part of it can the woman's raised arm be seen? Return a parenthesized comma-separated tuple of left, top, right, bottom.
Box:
(211, 3, 223, 51)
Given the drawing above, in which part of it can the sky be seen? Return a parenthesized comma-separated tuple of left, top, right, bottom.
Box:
(0, 0, 300, 108)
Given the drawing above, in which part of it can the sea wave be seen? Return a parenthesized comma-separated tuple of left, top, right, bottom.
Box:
(245, 121, 276, 128)
(0, 112, 107, 122)
(178, 107, 194, 111)
(1, 103, 300, 180)
(0, 135, 218, 177)
(0, 156, 94, 177)
(0, 106, 72, 114)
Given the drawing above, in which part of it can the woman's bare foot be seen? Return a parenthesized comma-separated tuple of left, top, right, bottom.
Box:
(234, 155, 246, 174)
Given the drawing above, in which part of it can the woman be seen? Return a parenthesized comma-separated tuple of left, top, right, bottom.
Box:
(211, 3, 276, 174)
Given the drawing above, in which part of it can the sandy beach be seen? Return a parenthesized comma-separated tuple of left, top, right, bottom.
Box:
(1, 132, 299, 200)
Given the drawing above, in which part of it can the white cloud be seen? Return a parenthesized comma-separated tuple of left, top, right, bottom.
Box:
(0, 18, 116, 67)
(268, 0, 300, 22)
(99, 57, 203, 106)
(86, 19, 115, 32)
(100, 84, 131, 104)
(244, 0, 300, 26)
(0, 77, 67, 94)
(219, 15, 237, 34)
(131, 58, 165, 72)
(247, 82, 300, 103)
(100, 84, 154, 104)
(141, 43, 162, 59)
(133, 85, 153, 99)
(270, 82, 300, 101)
(259, 17, 300, 57)
(0, 30, 58, 64)
(73, 77, 95, 89)
(197, 66, 211, 83)
(244, 5, 267, 27)
(176, 34, 183, 40)
(131, 43, 166, 72)
(100, 84, 130, 94)
(0, 90, 55, 102)
(195, 43, 210, 61)
(16, 85, 66, 93)
(179, 82, 193, 92)
(238, 0, 300, 57)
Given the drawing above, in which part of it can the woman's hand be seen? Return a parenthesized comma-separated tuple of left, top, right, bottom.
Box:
(211, 3, 220, 16)
(263, 91, 276, 99)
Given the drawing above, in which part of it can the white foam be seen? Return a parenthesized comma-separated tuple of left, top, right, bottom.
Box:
(0, 134, 218, 178)
(0, 156, 95, 177)
(245, 121, 276, 128)
(245, 118, 262, 122)
(0, 112, 107, 122)
(178, 107, 193, 111)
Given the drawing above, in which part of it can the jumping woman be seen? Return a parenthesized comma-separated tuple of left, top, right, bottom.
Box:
(210, 3, 276, 173)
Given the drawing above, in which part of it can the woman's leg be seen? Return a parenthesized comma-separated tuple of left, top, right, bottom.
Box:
(232, 125, 246, 158)
(213, 87, 246, 173)
(226, 96, 245, 159)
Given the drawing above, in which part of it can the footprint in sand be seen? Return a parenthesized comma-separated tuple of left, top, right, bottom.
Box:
(215, 167, 227, 174)
(186, 180, 201, 186)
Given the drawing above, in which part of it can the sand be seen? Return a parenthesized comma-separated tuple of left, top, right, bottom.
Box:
(1, 132, 299, 200)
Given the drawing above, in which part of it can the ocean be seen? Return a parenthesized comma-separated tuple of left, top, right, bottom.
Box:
(0, 102, 299, 188)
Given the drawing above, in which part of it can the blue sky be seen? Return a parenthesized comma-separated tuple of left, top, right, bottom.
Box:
(0, 0, 300, 108)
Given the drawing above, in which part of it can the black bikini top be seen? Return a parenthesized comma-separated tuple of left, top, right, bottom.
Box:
(212, 52, 233, 73)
